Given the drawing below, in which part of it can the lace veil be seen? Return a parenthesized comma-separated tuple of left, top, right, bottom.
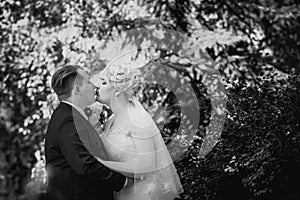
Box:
(105, 97, 183, 200)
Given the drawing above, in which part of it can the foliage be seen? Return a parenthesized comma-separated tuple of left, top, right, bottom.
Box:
(177, 74, 300, 200)
(0, 0, 299, 199)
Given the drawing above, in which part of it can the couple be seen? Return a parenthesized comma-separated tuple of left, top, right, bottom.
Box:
(45, 64, 183, 200)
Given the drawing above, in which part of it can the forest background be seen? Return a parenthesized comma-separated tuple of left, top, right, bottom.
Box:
(0, 0, 300, 199)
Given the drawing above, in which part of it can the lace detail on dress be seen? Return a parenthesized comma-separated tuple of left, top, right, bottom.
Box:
(99, 112, 183, 200)
(100, 116, 136, 162)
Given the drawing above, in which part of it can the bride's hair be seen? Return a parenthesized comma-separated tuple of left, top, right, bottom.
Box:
(106, 63, 144, 99)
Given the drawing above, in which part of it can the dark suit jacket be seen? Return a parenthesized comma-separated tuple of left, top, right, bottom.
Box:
(45, 102, 126, 200)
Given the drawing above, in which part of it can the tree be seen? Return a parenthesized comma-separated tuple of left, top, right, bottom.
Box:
(0, 0, 299, 199)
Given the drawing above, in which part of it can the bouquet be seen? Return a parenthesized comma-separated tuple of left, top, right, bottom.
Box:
(84, 102, 109, 134)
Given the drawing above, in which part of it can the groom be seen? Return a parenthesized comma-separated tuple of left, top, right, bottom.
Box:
(45, 65, 130, 200)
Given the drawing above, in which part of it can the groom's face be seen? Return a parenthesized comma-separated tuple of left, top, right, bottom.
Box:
(74, 69, 95, 107)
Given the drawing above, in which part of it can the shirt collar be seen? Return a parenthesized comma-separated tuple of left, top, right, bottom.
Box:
(61, 101, 88, 120)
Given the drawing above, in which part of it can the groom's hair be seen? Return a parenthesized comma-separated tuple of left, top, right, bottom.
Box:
(51, 65, 84, 101)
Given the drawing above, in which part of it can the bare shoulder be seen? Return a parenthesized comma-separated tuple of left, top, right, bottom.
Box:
(129, 110, 159, 139)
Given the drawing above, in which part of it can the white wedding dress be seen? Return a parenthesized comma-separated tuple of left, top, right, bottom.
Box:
(101, 117, 151, 200)
(99, 100, 183, 200)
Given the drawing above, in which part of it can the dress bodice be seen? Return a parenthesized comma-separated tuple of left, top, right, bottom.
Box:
(100, 115, 136, 162)
(98, 112, 183, 200)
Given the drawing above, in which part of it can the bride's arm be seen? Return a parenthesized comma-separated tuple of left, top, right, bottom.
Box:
(95, 159, 140, 178)
(96, 159, 136, 172)
(96, 131, 156, 177)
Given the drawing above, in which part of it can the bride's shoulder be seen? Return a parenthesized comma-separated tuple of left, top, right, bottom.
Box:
(129, 113, 160, 139)
(129, 108, 152, 125)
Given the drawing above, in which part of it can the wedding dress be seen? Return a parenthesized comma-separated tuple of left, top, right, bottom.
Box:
(99, 99, 183, 200)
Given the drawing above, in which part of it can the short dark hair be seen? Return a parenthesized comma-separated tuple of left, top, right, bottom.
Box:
(51, 65, 83, 100)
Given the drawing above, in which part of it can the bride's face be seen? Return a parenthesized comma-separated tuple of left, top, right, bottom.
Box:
(97, 75, 115, 104)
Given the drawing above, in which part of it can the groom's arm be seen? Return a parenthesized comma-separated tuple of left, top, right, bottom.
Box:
(57, 116, 126, 192)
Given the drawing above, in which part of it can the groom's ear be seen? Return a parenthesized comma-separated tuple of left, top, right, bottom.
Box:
(73, 85, 81, 95)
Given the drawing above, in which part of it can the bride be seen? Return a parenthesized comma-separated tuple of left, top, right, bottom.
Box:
(93, 64, 183, 200)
